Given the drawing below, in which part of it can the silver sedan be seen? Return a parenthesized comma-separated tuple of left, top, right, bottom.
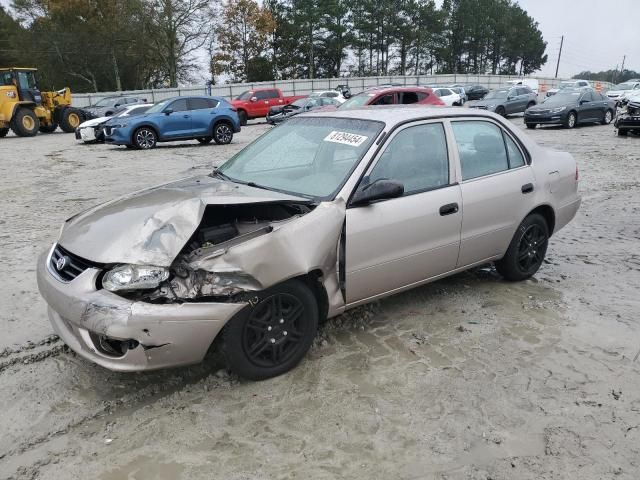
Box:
(37, 107, 581, 380)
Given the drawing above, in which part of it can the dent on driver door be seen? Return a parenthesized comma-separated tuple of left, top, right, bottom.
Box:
(345, 122, 462, 304)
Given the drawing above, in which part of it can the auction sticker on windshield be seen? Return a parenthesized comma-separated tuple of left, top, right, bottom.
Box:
(324, 131, 368, 147)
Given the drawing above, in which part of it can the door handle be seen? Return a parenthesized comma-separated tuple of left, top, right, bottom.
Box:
(521, 183, 534, 194)
(439, 203, 459, 216)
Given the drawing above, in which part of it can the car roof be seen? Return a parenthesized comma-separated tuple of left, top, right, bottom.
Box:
(303, 104, 506, 127)
(360, 86, 434, 94)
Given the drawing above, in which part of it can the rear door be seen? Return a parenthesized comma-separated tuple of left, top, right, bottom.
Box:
(161, 98, 191, 139)
(189, 98, 218, 136)
(345, 121, 462, 304)
(450, 119, 536, 267)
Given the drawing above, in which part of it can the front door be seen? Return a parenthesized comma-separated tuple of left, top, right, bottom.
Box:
(162, 98, 191, 139)
(345, 122, 462, 304)
(449, 119, 536, 267)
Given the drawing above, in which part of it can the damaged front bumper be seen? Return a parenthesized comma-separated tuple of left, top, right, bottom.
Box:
(36, 247, 247, 372)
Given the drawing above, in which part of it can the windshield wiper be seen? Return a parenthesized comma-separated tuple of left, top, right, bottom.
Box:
(210, 168, 231, 181)
(246, 181, 271, 191)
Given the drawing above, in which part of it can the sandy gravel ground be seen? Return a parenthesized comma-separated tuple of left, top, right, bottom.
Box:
(0, 117, 639, 480)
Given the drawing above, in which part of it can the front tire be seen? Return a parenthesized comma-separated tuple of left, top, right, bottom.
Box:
(10, 108, 39, 137)
(526, 123, 537, 129)
(617, 128, 628, 136)
(565, 111, 577, 129)
(495, 106, 506, 117)
(601, 109, 613, 125)
(213, 122, 233, 145)
(132, 127, 157, 149)
(197, 137, 212, 144)
(59, 108, 82, 133)
(526, 101, 536, 109)
(222, 280, 318, 380)
(495, 213, 549, 281)
(237, 110, 248, 126)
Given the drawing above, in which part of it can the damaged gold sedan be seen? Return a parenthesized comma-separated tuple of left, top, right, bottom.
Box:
(37, 108, 580, 379)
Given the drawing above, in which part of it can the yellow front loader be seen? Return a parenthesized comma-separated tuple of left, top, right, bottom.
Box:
(0, 67, 83, 137)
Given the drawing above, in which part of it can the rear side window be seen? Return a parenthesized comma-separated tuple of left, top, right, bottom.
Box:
(189, 98, 213, 110)
(451, 121, 509, 180)
(256, 90, 279, 100)
(368, 123, 449, 195)
(504, 134, 525, 168)
(400, 92, 419, 104)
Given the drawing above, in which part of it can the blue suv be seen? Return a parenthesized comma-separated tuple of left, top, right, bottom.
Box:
(104, 96, 241, 149)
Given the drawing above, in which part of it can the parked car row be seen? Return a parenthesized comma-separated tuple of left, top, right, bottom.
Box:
(76, 95, 241, 149)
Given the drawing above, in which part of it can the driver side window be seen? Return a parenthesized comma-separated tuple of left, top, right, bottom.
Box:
(169, 99, 189, 112)
(368, 123, 449, 195)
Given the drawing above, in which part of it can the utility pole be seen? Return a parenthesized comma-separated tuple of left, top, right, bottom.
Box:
(555, 35, 564, 78)
(620, 55, 626, 77)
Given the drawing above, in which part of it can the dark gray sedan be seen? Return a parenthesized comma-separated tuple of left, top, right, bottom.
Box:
(524, 90, 615, 129)
(83, 96, 148, 119)
(266, 96, 340, 124)
(466, 86, 537, 116)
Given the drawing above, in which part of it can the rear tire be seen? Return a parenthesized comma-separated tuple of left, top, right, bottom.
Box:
(222, 280, 318, 380)
(601, 109, 613, 125)
(526, 123, 537, 129)
(59, 108, 82, 133)
(213, 122, 233, 145)
(0, 128, 8, 138)
(132, 127, 157, 149)
(617, 128, 628, 136)
(238, 110, 248, 126)
(495, 106, 506, 117)
(197, 137, 212, 144)
(10, 108, 39, 137)
(39, 123, 58, 133)
(495, 213, 549, 281)
(526, 101, 536, 109)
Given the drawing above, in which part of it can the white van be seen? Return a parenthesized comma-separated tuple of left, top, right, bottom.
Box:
(506, 78, 539, 95)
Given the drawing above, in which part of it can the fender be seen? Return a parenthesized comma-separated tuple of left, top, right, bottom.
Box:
(209, 114, 237, 132)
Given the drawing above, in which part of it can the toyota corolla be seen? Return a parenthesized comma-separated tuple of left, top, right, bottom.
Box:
(37, 107, 580, 380)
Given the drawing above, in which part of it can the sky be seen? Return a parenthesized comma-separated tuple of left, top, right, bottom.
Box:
(2, 0, 639, 80)
(513, 0, 639, 78)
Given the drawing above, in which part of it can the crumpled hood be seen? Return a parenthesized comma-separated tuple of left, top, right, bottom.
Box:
(79, 116, 110, 128)
(58, 175, 308, 266)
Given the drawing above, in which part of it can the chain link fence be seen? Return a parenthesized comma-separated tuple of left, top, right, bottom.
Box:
(71, 74, 614, 107)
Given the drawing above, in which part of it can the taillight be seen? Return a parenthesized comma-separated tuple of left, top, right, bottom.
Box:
(575, 165, 579, 181)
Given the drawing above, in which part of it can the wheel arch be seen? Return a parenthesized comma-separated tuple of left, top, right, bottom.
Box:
(289, 270, 330, 323)
(527, 204, 556, 236)
(211, 116, 234, 132)
(130, 123, 160, 144)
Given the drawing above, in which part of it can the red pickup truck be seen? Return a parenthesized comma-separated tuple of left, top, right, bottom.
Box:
(231, 88, 306, 125)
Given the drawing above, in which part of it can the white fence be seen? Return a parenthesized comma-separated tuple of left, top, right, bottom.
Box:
(70, 74, 614, 107)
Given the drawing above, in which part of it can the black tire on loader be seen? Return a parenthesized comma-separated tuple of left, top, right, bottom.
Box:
(0, 128, 9, 138)
(10, 108, 40, 137)
(59, 107, 83, 133)
(39, 123, 58, 133)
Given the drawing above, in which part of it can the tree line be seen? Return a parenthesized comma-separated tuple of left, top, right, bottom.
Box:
(0, 0, 548, 93)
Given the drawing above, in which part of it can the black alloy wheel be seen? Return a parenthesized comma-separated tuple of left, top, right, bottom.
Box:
(213, 122, 233, 144)
(223, 280, 318, 380)
(495, 213, 549, 281)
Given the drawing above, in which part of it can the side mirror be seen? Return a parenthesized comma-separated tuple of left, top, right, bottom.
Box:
(351, 179, 404, 206)
(114, 103, 121, 108)
(164, 108, 173, 115)
(250, 96, 258, 102)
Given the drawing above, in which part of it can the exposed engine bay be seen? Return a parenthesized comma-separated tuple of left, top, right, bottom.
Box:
(615, 95, 640, 134)
(126, 202, 315, 303)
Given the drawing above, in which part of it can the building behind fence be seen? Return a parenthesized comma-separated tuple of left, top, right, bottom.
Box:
(71, 74, 615, 107)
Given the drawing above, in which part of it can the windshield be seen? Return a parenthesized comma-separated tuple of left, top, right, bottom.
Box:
(340, 92, 376, 109)
(612, 83, 634, 90)
(115, 105, 150, 117)
(235, 91, 253, 100)
(483, 90, 508, 100)
(93, 97, 120, 107)
(542, 92, 580, 105)
(290, 98, 307, 108)
(217, 117, 384, 199)
(559, 82, 578, 89)
(145, 100, 171, 114)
